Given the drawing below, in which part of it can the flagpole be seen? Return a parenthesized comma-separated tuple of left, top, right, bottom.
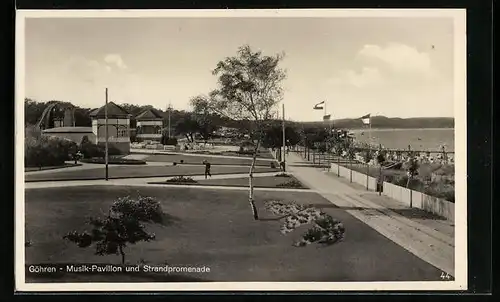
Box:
(369, 115, 372, 158)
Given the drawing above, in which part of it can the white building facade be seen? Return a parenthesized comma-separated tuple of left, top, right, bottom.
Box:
(90, 102, 131, 154)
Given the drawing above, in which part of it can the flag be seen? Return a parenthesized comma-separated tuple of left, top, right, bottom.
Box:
(313, 101, 325, 110)
(323, 114, 331, 121)
(361, 113, 371, 125)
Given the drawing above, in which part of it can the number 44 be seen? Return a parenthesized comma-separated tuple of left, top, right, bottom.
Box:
(440, 272, 452, 280)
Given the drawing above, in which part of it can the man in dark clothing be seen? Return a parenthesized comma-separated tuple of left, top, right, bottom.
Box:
(203, 160, 212, 179)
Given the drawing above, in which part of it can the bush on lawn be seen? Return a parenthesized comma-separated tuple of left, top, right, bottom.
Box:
(270, 162, 277, 169)
(25, 136, 77, 168)
(79, 135, 123, 158)
(276, 179, 304, 188)
(162, 137, 178, 146)
(166, 176, 197, 183)
(63, 195, 166, 264)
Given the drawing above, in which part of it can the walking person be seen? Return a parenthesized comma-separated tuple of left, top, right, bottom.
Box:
(203, 160, 212, 179)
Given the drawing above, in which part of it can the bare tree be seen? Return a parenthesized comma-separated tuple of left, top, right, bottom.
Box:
(191, 45, 286, 220)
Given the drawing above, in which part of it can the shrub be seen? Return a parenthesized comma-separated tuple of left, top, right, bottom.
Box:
(79, 141, 123, 158)
(163, 137, 178, 146)
(172, 162, 177, 166)
(63, 195, 166, 264)
(25, 136, 77, 168)
(276, 179, 304, 188)
(180, 160, 184, 164)
(270, 162, 277, 168)
(79, 141, 104, 158)
(166, 176, 197, 183)
(424, 181, 455, 203)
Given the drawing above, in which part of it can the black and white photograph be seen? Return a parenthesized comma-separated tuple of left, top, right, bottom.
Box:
(15, 9, 467, 291)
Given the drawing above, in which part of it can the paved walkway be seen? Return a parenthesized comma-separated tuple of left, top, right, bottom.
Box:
(286, 152, 455, 277)
(24, 171, 293, 190)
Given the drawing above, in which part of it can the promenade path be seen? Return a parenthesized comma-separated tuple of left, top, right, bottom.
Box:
(285, 151, 455, 277)
(24, 171, 309, 191)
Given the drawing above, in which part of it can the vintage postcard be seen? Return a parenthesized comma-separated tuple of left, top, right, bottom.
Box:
(15, 9, 467, 292)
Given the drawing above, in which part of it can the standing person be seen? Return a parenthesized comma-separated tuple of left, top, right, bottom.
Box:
(203, 160, 212, 179)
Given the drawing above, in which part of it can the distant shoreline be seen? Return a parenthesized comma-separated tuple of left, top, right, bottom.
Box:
(349, 128, 455, 132)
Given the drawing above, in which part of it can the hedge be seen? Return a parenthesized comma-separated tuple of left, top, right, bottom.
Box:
(25, 136, 77, 168)
(79, 141, 122, 158)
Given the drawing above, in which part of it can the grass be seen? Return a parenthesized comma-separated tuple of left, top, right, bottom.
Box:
(25, 163, 82, 172)
(24, 165, 280, 182)
(25, 186, 444, 282)
(80, 158, 146, 165)
(190, 175, 308, 189)
(145, 154, 275, 167)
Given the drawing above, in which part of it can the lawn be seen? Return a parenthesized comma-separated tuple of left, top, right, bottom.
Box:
(25, 163, 82, 172)
(144, 154, 276, 167)
(194, 175, 309, 189)
(25, 186, 443, 282)
(24, 165, 279, 182)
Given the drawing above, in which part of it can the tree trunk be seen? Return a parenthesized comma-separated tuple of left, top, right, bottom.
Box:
(248, 141, 260, 221)
(379, 164, 383, 195)
(406, 175, 411, 188)
(119, 245, 125, 264)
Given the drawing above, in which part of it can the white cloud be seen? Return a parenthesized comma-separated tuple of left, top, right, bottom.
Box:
(357, 42, 436, 78)
(344, 67, 384, 88)
(104, 54, 127, 70)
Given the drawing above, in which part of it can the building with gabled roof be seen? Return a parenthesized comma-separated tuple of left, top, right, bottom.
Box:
(90, 101, 132, 154)
(135, 107, 164, 142)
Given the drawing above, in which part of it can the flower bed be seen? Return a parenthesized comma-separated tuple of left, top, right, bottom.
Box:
(165, 176, 198, 184)
(274, 173, 291, 178)
(276, 179, 305, 189)
(264, 200, 345, 247)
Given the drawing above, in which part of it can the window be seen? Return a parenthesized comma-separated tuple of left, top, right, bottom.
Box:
(117, 128, 128, 137)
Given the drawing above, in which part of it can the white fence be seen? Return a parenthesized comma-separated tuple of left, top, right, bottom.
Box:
(330, 162, 454, 222)
(330, 163, 377, 190)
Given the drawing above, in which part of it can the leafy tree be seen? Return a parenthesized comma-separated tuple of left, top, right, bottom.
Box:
(192, 45, 286, 220)
(261, 122, 300, 149)
(174, 115, 199, 143)
(63, 195, 165, 265)
(25, 98, 48, 126)
(190, 95, 220, 141)
(404, 156, 420, 188)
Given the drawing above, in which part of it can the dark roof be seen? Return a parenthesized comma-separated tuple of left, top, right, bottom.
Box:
(90, 102, 131, 118)
(42, 127, 94, 133)
(136, 108, 164, 120)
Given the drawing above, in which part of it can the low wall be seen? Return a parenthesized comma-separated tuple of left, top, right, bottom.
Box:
(331, 162, 454, 221)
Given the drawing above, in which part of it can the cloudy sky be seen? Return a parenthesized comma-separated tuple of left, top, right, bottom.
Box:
(24, 13, 456, 121)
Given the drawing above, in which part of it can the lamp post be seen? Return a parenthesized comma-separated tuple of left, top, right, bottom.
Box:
(167, 102, 173, 138)
(282, 103, 286, 172)
(105, 88, 109, 181)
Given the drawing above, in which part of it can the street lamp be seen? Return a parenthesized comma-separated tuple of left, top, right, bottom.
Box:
(167, 103, 173, 138)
